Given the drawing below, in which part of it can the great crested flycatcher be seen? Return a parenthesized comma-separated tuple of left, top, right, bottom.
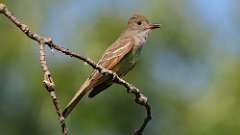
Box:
(63, 14, 160, 117)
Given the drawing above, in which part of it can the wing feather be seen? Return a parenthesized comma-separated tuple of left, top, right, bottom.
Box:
(88, 37, 134, 87)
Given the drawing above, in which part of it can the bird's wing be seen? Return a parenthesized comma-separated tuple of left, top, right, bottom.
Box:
(62, 37, 134, 118)
(88, 37, 135, 87)
(88, 81, 113, 98)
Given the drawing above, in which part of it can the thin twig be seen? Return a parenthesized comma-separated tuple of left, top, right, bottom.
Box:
(0, 3, 152, 134)
(0, 3, 68, 135)
(39, 39, 68, 135)
(113, 78, 152, 135)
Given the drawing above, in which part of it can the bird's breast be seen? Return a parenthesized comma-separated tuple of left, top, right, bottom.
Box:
(113, 40, 144, 76)
(112, 31, 149, 76)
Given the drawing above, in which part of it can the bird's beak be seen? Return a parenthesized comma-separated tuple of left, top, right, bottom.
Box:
(146, 23, 161, 30)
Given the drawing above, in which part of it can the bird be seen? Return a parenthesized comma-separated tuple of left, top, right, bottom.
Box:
(63, 13, 160, 118)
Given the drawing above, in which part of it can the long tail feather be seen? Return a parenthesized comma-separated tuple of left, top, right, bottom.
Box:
(63, 80, 91, 118)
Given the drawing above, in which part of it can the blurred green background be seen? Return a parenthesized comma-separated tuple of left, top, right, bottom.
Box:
(1, 0, 240, 135)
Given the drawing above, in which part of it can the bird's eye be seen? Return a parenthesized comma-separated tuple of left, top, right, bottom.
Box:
(137, 21, 142, 25)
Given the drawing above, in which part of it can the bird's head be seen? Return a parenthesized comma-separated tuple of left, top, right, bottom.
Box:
(127, 13, 160, 32)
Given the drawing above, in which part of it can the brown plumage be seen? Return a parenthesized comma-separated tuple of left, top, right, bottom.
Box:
(63, 14, 160, 118)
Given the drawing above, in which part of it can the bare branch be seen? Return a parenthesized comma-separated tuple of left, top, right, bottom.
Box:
(39, 39, 68, 135)
(0, 3, 152, 135)
(1, 3, 68, 135)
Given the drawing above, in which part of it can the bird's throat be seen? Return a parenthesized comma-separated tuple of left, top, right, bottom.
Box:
(134, 30, 149, 46)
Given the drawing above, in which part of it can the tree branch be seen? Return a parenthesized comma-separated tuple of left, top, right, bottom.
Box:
(0, 3, 152, 135)
(0, 3, 68, 135)
(39, 39, 68, 135)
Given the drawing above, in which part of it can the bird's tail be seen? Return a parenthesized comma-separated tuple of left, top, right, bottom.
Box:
(63, 80, 91, 118)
